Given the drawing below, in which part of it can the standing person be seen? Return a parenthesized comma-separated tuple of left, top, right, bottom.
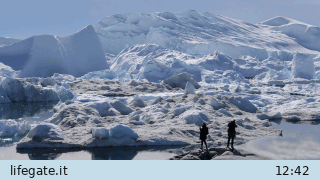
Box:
(199, 123, 209, 151)
(227, 119, 237, 151)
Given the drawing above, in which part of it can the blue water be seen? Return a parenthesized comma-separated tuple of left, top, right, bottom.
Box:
(270, 119, 320, 139)
(239, 119, 320, 160)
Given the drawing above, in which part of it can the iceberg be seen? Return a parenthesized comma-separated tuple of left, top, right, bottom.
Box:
(0, 25, 109, 78)
(291, 53, 315, 79)
(0, 120, 31, 137)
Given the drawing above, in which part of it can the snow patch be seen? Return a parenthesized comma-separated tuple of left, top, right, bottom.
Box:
(180, 110, 209, 126)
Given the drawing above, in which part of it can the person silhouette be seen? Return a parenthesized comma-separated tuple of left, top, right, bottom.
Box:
(227, 119, 237, 151)
(199, 123, 209, 151)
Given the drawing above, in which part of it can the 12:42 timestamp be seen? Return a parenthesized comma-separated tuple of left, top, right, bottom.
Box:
(276, 166, 309, 175)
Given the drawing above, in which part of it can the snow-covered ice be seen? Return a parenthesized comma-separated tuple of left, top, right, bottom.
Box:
(0, 120, 31, 137)
(291, 53, 315, 79)
(0, 25, 108, 78)
(1, 9, 320, 160)
(0, 76, 74, 103)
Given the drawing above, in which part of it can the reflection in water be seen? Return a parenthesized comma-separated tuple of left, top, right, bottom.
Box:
(89, 147, 137, 160)
(88, 146, 186, 160)
(0, 101, 58, 120)
(0, 137, 22, 147)
(17, 148, 82, 160)
(241, 119, 320, 159)
(269, 119, 320, 139)
(16, 146, 186, 160)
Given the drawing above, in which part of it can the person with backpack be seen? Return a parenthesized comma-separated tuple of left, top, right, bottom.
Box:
(199, 123, 209, 151)
(227, 119, 237, 151)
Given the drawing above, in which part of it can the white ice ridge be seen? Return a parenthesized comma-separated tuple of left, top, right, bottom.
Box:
(260, 16, 320, 52)
(95, 10, 318, 59)
(0, 25, 109, 78)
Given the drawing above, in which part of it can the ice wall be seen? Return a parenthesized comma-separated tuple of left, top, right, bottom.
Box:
(261, 16, 320, 52)
(95, 10, 317, 59)
(0, 25, 109, 78)
(291, 53, 315, 79)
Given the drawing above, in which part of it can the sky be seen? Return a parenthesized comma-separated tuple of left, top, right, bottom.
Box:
(1, 0, 320, 39)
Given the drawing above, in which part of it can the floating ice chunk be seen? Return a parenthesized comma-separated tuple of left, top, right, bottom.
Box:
(217, 108, 233, 117)
(1, 77, 26, 102)
(197, 99, 205, 105)
(110, 100, 133, 115)
(262, 121, 271, 127)
(106, 108, 121, 116)
(228, 96, 257, 113)
(109, 124, 138, 140)
(16, 121, 31, 137)
(210, 98, 224, 110)
(92, 128, 109, 139)
(236, 119, 255, 129)
(130, 121, 145, 125)
(198, 52, 238, 72)
(164, 102, 171, 108)
(180, 110, 209, 126)
(220, 84, 230, 91)
(24, 84, 60, 102)
(0, 120, 19, 137)
(72, 94, 111, 103)
(270, 112, 282, 119)
(40, 77, 56, 87)
(152, 96, 163, 104)
(83, 101, 112, 117)
(0, 76, 73, 103)
(53, 84, 74, 100)
(203, 70, 247, 84)
(184, 81, 196, 95)
(130, 114, 141, 121)
(0, 120, 30, 137)
(229, 85, 240, 93)
(80, 69, 116, 80)
(129, 80, 139, 86)
(256, 114, 270, 120)
(163, 72, 200, 89)
(292, 53, 315, 79)
(129, 96, 146, 107)
(27, 123, 65, 141)
(61, 82, 71, 89)
(114, 70, 131, 82)
(52, 73, 78, 83)
(173, 103, 193, 116)
(129, 110, 144, 119)
(46, 104, 100, 128)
